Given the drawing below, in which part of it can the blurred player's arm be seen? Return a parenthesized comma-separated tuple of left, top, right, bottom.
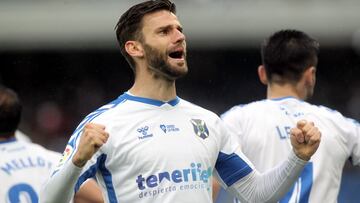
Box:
(346, 118, 360, 166)
(74, 179, 104, 203)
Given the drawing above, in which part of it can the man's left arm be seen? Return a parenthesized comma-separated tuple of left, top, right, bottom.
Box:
(215, 120, 321, 203)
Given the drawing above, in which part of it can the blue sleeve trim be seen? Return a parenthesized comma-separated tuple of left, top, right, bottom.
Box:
(62, 95, 127, 170)
(74, 154, 118, 203)
(70, 94, 127, 148)
(0, 137, 17, 144)
(98, 154, 118, 203)
(215, 152, 253, 186)
(74, 157, 101, 192)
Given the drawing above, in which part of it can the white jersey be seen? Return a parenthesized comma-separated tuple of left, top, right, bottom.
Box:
(0, 138, 61, 203)
(50, 93, 254, 203)
(15, 131, 32, 143)
(222, 97, 360, 203)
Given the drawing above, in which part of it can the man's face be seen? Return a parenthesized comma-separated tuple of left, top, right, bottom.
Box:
(140, 10, 187, 80)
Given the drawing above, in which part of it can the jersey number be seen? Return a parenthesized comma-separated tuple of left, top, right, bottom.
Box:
(280, 162, 313, 203)
(276, 125, 291, 139)
(8, 183, 38, 203)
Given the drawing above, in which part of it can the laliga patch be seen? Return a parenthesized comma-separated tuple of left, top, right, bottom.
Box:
(56, 144, 74, 168)
(190, 119, 209, 139)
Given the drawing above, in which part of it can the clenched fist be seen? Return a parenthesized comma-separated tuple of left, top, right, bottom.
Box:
(290, 120, 321, 161)
(72, 123, 109, 167)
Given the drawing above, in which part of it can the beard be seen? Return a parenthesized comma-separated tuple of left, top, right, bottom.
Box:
(143, 43, 188, 81)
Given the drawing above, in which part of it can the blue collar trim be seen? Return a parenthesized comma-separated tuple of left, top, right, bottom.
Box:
(0, 137, 17, 144)
(121, 93, 180, 107)
(270, 96, 299, 101)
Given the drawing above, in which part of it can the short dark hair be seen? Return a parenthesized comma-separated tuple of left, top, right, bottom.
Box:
(115, 0, 176, 72)
(0, 85, 22, 136)
(261, 30, 319, 84)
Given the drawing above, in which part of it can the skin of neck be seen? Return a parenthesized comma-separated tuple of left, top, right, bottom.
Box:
(128, 61, 177, 102)
(267, 82, 306, 100)
(259, 65, 314, 101)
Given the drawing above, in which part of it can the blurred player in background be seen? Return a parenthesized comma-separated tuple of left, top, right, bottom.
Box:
(216, 29, 360, 203)
(41, 1, 321, 203)
(0, 85, 103, 203)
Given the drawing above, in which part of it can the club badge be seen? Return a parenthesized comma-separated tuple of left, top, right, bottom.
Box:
(190, 119, 209, 139)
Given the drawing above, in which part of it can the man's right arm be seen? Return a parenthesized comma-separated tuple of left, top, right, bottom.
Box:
(40, 123, 109, 203)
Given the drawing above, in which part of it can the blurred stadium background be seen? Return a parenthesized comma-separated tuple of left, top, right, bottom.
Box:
(0, 0, 359, 202)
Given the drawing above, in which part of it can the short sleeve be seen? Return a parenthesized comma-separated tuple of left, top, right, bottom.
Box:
(214, 118, 254, 188)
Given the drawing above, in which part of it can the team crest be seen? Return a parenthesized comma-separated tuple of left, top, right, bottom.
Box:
(190, 119, 209, 139)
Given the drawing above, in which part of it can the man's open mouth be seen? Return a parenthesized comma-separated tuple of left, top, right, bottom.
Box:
(169, 50, 184, 59)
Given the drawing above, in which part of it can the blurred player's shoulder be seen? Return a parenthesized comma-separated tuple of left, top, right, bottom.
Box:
(222, 99, 268, 120)
(14, 130, 61, 157)
(3, 131, 62, 168)
(15, 130, 32, 143)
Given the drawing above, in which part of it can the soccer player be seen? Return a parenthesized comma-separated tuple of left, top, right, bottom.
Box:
(0, 85, 103, 203)
(40, 1, 321, 203)
(219, 30, 360, 202)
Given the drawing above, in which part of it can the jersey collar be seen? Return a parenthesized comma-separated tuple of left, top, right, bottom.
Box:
(0, 137, 17, 145)
(270, 96, 298, 101)
(121, 93, 180, 107)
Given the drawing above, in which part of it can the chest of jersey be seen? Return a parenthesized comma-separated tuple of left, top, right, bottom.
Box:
(99, 106, 218, 202)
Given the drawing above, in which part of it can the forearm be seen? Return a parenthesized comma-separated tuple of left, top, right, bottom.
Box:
(228, 151, 307, 203)
(40, 161, 83, 203)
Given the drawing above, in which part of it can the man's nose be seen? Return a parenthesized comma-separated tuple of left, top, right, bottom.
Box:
(173, 29, 185, 43)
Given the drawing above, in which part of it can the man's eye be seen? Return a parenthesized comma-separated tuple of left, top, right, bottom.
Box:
(159, 30, 168, 35)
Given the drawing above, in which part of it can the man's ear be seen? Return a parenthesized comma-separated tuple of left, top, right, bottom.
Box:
(125, 41, 144, 58)
(258, 65, 268, 85)
(304, 66, 316, 86)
